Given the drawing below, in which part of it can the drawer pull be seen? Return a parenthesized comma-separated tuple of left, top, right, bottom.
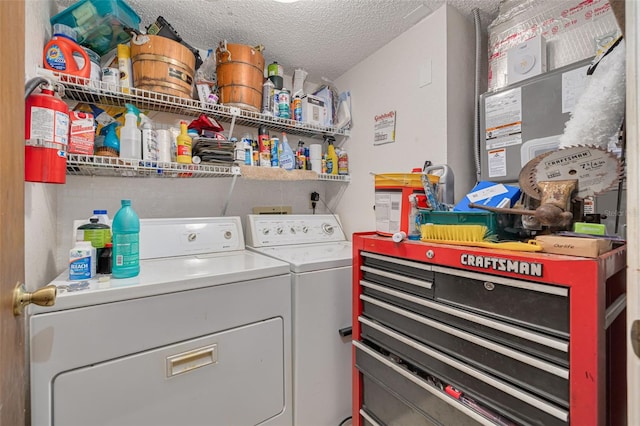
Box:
(166, 344, 218, 378)
(431, 265, 568, 297)
(354, 341, 497, 426)
(361, 266, 433, 289)
(361, 281, 568, 352)
(362, 252, 433, 271)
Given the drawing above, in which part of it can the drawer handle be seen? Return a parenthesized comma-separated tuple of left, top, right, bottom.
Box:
(484, 281, 495, 291)
(166, 344, 218, 378)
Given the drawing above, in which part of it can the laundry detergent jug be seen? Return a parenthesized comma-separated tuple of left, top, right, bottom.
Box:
(43, 25, 90, 82)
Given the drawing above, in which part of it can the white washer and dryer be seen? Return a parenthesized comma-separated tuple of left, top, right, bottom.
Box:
(30, 217, 292, 426)
(245, 214, 353, 426)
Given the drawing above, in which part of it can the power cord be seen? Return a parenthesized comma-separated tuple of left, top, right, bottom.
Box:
(311, 191, 319, 214)
(315, 192, 347, 239)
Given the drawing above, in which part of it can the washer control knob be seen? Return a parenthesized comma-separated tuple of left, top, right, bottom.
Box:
(322, 223, 335, 235)
(276, 227, 284, 235)
(224, 231, 232, 239)
(290, 227, 296, 234)
(262, 228, 270, 235)
(302, 226, 309, 233)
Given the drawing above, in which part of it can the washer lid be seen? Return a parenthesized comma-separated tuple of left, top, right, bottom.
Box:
(250, 241, 353, 273)
(35, 251, 290, 313)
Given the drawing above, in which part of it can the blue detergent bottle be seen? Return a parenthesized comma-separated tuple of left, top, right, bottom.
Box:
(111, 199, 140, 278)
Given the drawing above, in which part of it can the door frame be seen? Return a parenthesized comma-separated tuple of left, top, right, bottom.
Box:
(0, 0, 27, 425)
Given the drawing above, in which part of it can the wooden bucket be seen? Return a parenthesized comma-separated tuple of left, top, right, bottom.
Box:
(216, 43, 265, 112)
(131, 35, 196, 99)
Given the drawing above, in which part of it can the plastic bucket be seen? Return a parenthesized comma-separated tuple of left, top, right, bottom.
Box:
(131, 35, 196, 98)
(216, 43, 265, 112)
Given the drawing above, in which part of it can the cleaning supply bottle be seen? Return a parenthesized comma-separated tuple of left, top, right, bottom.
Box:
(140, 114, 158, 161)
(117, 44, 134, 94)
(407, 194, 421, 240)
(279, 132, 295, 170)
(338, 149, 349, 175)
(119, 104, 141, 159)
(326, 138, 338, 175)
(177, 121, 192, 164)
(43, 24, 91, 81)
(69, 241, 96, 280)
(112, 199, 140, 279)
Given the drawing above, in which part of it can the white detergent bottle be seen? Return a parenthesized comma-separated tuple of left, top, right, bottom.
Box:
(140, 114, 158, 161)
(279, 132, 295, 170)
(119, 103, 141, 159)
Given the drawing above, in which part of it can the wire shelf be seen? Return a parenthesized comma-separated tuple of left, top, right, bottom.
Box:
(66, 154, 238, 178)
(38, 69, 350, 139)
(66, 154, 350, 181)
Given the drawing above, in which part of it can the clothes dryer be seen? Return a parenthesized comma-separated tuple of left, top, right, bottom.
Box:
(245, 214, 352, 426)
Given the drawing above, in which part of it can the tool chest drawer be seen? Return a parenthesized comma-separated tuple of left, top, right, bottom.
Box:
(361, 252, 435, 299)
(432, 266, 569, 337)
(359, 294, 569, 407)
(360, 280, 569, 367)
(354, 341, 488, 426)
(359, 317, 569, 426)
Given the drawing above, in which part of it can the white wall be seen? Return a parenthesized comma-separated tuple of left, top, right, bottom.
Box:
(25, 0, 60, 291)
(333, 5, 475, 237)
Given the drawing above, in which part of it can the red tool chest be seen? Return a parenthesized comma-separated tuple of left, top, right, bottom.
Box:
(352, 232, 626, 426)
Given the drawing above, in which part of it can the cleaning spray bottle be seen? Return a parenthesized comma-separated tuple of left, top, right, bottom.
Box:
(279, 132, 295, 170)
(140, 114, 158, 161)
(325, 136, 338, 175)
(119, 104, 141, 159)
(177, 121, 192, 164)
(407, 194, 421, 240)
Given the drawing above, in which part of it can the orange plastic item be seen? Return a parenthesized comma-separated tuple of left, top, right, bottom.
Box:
(43, 35, 91, 81)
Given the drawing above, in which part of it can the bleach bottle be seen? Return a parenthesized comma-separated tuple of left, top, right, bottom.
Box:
(112, 199, 140, 278)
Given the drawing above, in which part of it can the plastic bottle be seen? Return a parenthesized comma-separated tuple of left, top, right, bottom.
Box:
(112, 199, 140, 279)
(326, 139, 338, 175)
(43, 25, 91, 81)
(296, 141, 305, 170)
(271, 136, 280, 167)
(92, 210, 110, 225)
(97, 242, 113, 275)
(232, 137, 245, 165)
(262, 79, 275, 115)
(117, 44, 134, 94)
(119, 104, 141, 159)
(242, 133, 253, 165)
(407, 194, 421, 240)
(140, 114, 158, 161)
(279, 132, 295, 170)
(77, 217, 111, 248)
(69, 241, 96, 280)
(177, 121, 192, 164)
(338, 149, 349, 175)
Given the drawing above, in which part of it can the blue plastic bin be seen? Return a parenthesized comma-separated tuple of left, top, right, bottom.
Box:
(50, 0, 141, 56)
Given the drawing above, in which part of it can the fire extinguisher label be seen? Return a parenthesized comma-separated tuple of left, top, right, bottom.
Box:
(29, 107, 69, 145)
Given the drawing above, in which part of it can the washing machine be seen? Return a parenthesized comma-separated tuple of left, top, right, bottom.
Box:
(245, 214, 353, 426)
(30, 217, 292, 426)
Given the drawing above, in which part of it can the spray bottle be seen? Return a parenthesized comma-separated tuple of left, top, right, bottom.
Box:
(279, 132, 295, 170)
(140, 114, 158, 161)
(177, 121, 192, 164)
(119, 104, 141, 159)
(407, 194, 421, 240)
(325, 136, 338, 175)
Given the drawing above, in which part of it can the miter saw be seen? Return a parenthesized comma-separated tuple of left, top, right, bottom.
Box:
(470, 145, 623, 232)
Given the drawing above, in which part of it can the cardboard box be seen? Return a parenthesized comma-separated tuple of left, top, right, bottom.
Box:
(68, 111, 95, 155)
(301, 94, 327, 126)
(507, 34, 547, 85)
(534, 235, 612, 258)
(454, 181, 521, 212)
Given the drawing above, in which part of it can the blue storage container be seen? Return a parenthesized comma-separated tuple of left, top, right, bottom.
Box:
(50, 0, 141, 56)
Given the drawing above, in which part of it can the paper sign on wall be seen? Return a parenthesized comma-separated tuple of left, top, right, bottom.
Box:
(374, 111, 396, 145)
(485, 88, 522, 150)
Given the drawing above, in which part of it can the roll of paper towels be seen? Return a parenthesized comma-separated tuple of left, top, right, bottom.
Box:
(310, 159, 322, 173)
(309, 143, 322, 159)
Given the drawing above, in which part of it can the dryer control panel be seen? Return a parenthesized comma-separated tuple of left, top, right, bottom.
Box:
(245, 214, 347, 247)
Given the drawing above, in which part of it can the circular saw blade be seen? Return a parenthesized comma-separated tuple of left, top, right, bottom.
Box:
(521, 145, 623, 200)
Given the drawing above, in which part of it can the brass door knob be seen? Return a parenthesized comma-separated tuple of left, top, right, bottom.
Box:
(13, 283, 56, 316)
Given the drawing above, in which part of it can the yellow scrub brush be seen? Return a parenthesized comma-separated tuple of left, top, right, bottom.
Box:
(420, 224, 542, 252)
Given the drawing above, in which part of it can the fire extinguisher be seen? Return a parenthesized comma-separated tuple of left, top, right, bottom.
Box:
(25, 80, 69, 183)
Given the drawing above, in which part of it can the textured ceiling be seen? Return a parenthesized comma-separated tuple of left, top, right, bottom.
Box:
(54, 0, 501, 82)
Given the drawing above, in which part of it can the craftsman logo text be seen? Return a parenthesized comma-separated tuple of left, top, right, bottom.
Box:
(460, 254, 543, 277)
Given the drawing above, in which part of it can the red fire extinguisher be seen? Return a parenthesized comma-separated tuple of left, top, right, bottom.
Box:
(25, 83, 69, 184)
